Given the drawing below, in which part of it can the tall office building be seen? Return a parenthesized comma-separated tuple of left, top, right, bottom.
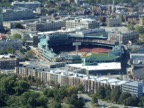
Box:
(0, 8, 3, 31)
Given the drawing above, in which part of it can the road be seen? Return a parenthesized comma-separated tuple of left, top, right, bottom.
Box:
(78, 94, 125, 108)
(78, 93, 92, 108)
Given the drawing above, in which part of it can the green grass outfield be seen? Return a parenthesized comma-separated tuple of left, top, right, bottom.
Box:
(83, 53, 118, 62)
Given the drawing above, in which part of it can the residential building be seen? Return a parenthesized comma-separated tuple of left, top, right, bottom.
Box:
(0, 34, 6, 40)
(2, 7, 34, 21)
(103, 27, 139, 44)
(0, 39, 22, 51)
(11, 1, 41, 11)
(130, 53, 144, 65)
(130, 53, 144, 80)
(0, 54, 19, 69)
(74, 0, 80, 5)
(66, 18, 99, 29)
(66, 0, 74, 3)
(139, 17, 144, 26)
(122, 81, 143, 98)
(68, 62, 122, 75)
(15, 61, 127, 93)
(120, 32, 139, 44)
(25, 20, 65, 32)
(0, 8, 3, 31)
(69, 28, 108, 39)
(106, 18, 121, 27)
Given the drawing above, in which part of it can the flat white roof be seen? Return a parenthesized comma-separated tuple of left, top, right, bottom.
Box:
(0, 54, 13, 59)
(96, 76, 109, 81)
(67, 62, 121, 71)
(100, 26, 131, 33)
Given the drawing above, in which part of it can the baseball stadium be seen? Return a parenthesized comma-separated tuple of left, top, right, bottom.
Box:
(38, 28, 124, 64)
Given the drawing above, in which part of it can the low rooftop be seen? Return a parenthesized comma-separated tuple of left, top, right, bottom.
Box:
(67, 62, 121, 71)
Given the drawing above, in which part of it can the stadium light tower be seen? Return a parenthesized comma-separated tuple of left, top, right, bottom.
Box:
(112, 0, 115, 13)
(73, 42, 81, 55)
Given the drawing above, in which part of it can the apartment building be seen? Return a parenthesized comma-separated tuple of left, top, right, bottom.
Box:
(0, 54, 19, 69)
(3, 7, 34, 21)
(26, 20, 65, 32)
(104, 27, 139, 44)
(106, 18, 121, 27)
(66, 18, 99, 29)
(0, 8, 3, 31)
(15, 62, 127, 93)
(121, 32, 139, 44)
(122, 81, 143, 98)
(139, 17, 144, 26)
(11, 1, 41, 11)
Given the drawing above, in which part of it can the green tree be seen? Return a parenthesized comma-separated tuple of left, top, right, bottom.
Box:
(92, 94, 98, 103)
(63, 97, 70, 104)
(25, 50, 35, 58)
(49, 99, 61, 108)
(14, 80, 30, 95)
(58, 86, 67, 99)
(124, 96, 138, 106)
(76, 84, 84, 92)
(7, 96, 21, 107)
(20, 91, 48, 108)
(128, 23, 134, 31)
(135, 26, 144, 34)
(66, 86, 77, 96)
(132, 0, 140, 3)
(138, 96, 144, 107)
(0, 92, 7, 107)
(75, 97, 85, 108)
(105, 86, 111, 100)
(118, 92, 131, 104)
(43, 88, 54, 97)
(20, 48, 27, 54)
(111, 88, 121, 103)
(7, 47, 14, 54)
(96, 86, 106, 99)
(12, 34, 22, 40)
(0, 75, 16, 95)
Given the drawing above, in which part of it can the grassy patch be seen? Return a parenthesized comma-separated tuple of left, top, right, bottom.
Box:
(83, 53, 116, 61)
(91, 102, 101, 108)
(61, 103, 74, 108)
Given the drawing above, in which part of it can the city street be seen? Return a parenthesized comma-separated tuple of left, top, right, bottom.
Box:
(78, 93, 92, 108)
(78, 93, 126, 108)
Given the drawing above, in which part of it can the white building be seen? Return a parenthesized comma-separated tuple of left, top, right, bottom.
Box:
(66, 18, 99, 29)
(67, 62, 121, 75)
(11, 1, 41, 11)
(102, 26, 139, 44)
(122, 81, 143, 98)
(25, 20, 65, 32)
